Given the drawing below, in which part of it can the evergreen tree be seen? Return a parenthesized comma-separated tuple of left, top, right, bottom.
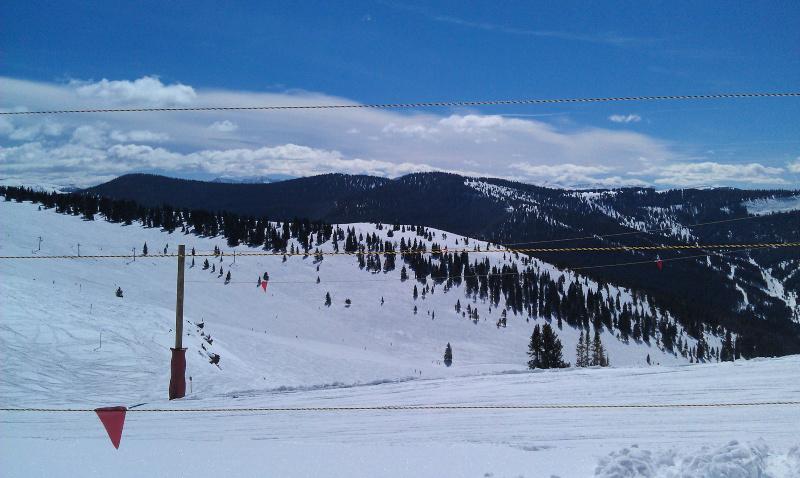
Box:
(527, 325, 543, 369)
(413, 285, 418, 300)
(225, 271, 231, 284)
(115, 287, 123, 298)
(443, 343, 453, 367)
(720, 330, 735, 362)
(142, 242, 148, 256)
(575, 330, 588, 367)
(324, 292, 332, 307)
(400, 266, 408, 282)
(541, 323, 568, 368)
(203, 258, 209, 270)
(590, 328, 608, 367)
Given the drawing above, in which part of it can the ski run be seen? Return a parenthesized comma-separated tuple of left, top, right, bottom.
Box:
(1, 198, 798, 477)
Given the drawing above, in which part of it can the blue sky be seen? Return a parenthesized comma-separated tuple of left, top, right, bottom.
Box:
(2, 0, 799, 188)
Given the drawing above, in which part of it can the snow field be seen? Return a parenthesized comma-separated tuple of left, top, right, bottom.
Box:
(1, 199, 798, 477)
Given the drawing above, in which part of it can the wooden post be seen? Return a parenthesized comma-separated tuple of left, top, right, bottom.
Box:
(175, 244, 185, 349)
(169, 245, 187, 400)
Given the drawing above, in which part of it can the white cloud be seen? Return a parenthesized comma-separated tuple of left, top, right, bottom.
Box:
(208, 120, 239, 133)
(609, 114, 642, 123)
(106, 143, 439, 180)
(787, 158, 800, 174)
(382, 122, 438, 139)
(70, 125, 106, 148)
(649, 162, 786, 187)
(72, 76, 196, 105)
(109, 129, 169, 143)
(508, 162, 646, 187)
(1, 75, 794, 189)
(0, 117, 65, 141)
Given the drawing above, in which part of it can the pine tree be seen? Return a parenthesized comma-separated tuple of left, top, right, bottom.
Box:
(443, 343, 453, 367)
(576, 330, 588, 367)
(541, 323, 568, 368)
(115, 287, 123, 298)
(590, 328, 608, 367)
(720, 330, 734, 362)
(527, 325, 543, 369)
(413, 285, 418, 300)
(142, 242, 148, 256)
(400, 266, 408, 282)
(225, 271, 231, 284)
(203, 258, 209, 270)
(324, 292, 332, 307)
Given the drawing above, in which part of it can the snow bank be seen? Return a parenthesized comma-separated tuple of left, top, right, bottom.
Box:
(595, 441, 800, 478)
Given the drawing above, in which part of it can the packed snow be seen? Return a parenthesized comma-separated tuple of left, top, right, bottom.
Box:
(1, 199, 798, 477)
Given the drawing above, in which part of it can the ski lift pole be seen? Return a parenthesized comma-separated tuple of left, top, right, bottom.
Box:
(169, 244, 187, 400)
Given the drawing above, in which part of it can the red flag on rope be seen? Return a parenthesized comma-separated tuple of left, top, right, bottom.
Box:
(656, 259, 663, 271)
(95, 406, 127, 449)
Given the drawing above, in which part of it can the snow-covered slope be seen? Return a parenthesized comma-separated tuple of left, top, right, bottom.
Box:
(1, 199, 798, 477)
(0, 199, 700, 406)
(743, 194, 800, 216)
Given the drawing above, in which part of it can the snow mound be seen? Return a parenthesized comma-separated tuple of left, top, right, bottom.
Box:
(594, 440, 800, 478)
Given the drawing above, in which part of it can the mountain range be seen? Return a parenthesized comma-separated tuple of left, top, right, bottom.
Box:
(80, 172, 800, 356)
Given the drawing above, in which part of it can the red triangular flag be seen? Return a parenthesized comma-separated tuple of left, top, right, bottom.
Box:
(95, 406, 127, 449)
(656, 259, 663, 271)
(262, 280, 268, 292)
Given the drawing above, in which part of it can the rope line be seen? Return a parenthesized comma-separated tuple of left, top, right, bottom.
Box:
(2, 401, 799, 412)
(2, 92, 798, 116)
(2, 241, 798, 260)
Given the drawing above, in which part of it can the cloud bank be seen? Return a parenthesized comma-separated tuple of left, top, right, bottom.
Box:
(1, 76, 796, 189)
